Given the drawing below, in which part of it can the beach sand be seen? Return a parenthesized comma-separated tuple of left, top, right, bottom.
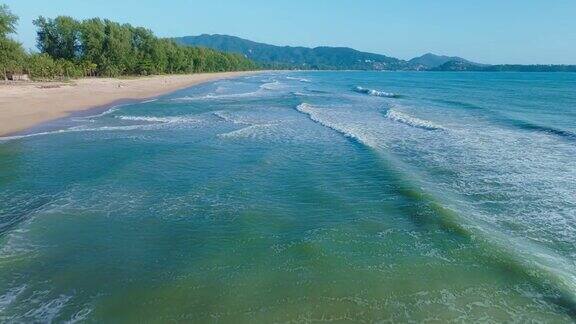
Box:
(0, 71, 259, 136)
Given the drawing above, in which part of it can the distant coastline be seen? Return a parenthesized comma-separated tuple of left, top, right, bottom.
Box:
(0, 71, 259, 137)
(175, 34, 576, 72)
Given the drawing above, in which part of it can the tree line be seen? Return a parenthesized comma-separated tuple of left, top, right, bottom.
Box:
(1, 4, 258, 80)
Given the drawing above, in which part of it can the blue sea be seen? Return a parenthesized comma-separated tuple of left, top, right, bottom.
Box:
(1, 71, 575, 322)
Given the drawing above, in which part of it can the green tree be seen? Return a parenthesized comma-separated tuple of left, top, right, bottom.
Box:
(0, 38, 25, 79)
(33, 16, 80, 60)
(28, 13, 259, 79)
(0, 4, 18, 37)
(0, 4, 26, 80)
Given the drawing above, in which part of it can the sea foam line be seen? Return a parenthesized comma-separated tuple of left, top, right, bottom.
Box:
(115, 115, 200, 124)
(173, 89, 263, 101)
(0, 124, 160, 142)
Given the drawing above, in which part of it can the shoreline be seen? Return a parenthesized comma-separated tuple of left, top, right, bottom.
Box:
(0, 71, 261, 136)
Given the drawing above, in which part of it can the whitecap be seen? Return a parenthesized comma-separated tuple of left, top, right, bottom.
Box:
(286, 76, 312, 83)
(354, 86, 399, 98)
(385, 109, 445, 130)
(295, 103, 379, 148)
(260, 80, 284, 91)
(173, 90, 263, 101)
(218, 123, 279, 139)
(115, 115, 200, 124)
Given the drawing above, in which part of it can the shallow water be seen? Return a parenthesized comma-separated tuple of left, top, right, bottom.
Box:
(1, 72, 575, 322)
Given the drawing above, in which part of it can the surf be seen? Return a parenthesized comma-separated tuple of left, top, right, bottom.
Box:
(294, 102, 576, 312)
(384, 109, 445, 130)
(353, 86, 401, 98)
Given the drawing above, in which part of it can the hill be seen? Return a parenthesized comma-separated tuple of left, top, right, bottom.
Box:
(174, 34, 576, 72)
(409, 53, 478, 69)
(173, 34, 410, 70)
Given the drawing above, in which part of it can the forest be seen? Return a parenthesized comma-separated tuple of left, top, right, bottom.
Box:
(0, 4, 257, 80)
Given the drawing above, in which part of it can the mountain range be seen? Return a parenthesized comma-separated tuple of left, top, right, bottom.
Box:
(174, 34, 576, 72)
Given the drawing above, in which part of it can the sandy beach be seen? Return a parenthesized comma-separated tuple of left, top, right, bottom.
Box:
(0, 71, 259, 136)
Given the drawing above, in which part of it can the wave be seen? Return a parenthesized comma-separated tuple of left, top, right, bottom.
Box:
(0, 124, 160, 142)
(213, 111, 251, 125)
(173, 90, 263, 101)
(218, 123, 279, 139)
(292, 91, 313, 97)
(296, 102, 576, 310)
(21, 293, 73, 323)
(116, 115, 200, 124)
(0, 285, 27, 312)
(286, 76, 312, 83)
(140, 99, 158, 104)
(435, 99, 576, 141)
(0, 114, 201, 141)
(295, 103, 378, 147)
(385, 109, 445, 130)
(508, 119, 576, 141)
(76, 105, 121, 120)
(306, 88, 331, 94)
(354, 86, 400, 98)
(260, 80, 284, 91)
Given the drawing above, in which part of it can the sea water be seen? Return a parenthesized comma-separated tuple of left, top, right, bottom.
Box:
(0, 71, 575, 322)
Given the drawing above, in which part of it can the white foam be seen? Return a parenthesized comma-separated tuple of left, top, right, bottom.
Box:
(295, 103, 379, 148)
(173, 90, 263, 101)
(385, 109, 445, 130)
(65, 307, 93, 323)
(140, 99, 158, 104)
(23, 294, 72, 323)
(286, 76, 312, 83)
(218, 123, 279, 139)
(354, 86, 398, 98)
(78, 105, 121, 119)
(213, 111, 251, 125)
(0, 124, 160, 142)
(260, 80, 284, 91)
(116, 115, 200, 124)
(0, 285, 27, 312)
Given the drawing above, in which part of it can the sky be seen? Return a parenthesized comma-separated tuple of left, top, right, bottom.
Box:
(4, 0, 576, 64)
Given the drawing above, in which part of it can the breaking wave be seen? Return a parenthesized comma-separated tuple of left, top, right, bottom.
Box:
(173, 89, 264, 101)
(295, 103, 378, 147)
(295, 102, 576, 312)
(286, 76, 312, 83)
(385, 109, 444, 130)
(140, 99, 158, 104)
(218, 123, 279, 139)
(260, 80, 284, 90)
(0, 124, 162, 142)
(115, 115, 200, 124)
(354, 86, 400, 98)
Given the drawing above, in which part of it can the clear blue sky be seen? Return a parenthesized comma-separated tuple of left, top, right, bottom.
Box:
(4, 0, 576, 64)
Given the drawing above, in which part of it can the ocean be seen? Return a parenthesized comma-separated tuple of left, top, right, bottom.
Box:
(1, 71, 575, 322)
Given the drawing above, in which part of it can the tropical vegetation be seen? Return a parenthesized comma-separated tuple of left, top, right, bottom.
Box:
(1, 4, 257, 81)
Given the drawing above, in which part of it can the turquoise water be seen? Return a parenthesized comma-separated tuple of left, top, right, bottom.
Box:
(1, 72, 575, 322)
